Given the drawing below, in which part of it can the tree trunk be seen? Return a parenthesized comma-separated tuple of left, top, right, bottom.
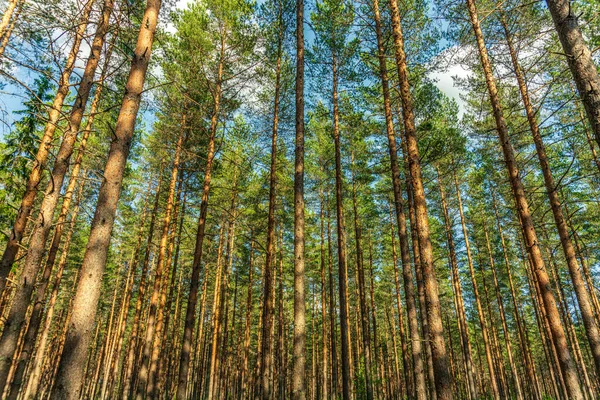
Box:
(0, 0, 95, 286)
(372, 1, 426, 399)
(331, 51, 351, 400)
(350, 150, 373, 400)
(0, 0, 22, 59)
(464, 0, 583, 397)
(0, 0, 19, 50)
(436, 167, 477, 400)
(482, 219, 523, 400)
(545, 0, 600, 147)
(388, 0, 452, 397)
(51, 0, 162, 395)
(260, 9, 283, 396)
(241, 234, 255, 398)
(452, 165, 500, 399)
(499, 9, 600, 380)
(136, 117, 185, 399)
(292, 0, 306, 396)
(175, 34, 224, 398)
(121, 169, 164, 400)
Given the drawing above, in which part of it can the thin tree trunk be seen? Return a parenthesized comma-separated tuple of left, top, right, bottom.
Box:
(464, 0, 583, 397)
(387, 200, 411, 398)
(319, 191, 329, 400)
(0, 0, 95, 285)
(5, 30, 117, 400)
(482, 219, 524, 400)
(136, 117, 185, 399)
(292, 0, 306, 396)
(51, 0, 162, 394)
(492, 192, 542, 400)
(207, 224, 228, 399)
(388, 0, 452, 396)
(350, 150, 373, 400)
(176, 34, 224, 398)
(436, 167, 477, 400)
(241, 234, 254, 399)
(331, 50, 351, 400)
(452, 165, 500, 399)
(121, 170, 164, 400)
(260, 8, 283, 396)
(0, 0, 19, 49)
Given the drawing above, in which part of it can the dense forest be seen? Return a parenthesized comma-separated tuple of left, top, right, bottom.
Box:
(0, 0, 598, 398)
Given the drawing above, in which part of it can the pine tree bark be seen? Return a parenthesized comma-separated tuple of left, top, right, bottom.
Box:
(545, 0, 600, 147)
(52, 0, 162, 396)
(0, 0, 114, 389)
(292, 0, 306, 396)
(0, 0, 95, 286)
(464, 0, 583, 397)
(388, 0, 452, 397)
(492, 192, 542, 400)
(387, 200, 411, 398)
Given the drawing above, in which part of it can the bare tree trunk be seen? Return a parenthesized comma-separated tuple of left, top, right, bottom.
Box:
(292, 0, 306, 396)
(331, 51, 351, 400)
(260, 9, 283, 396)
(327, 205, 339, 398)
(52, 0, 162, 395)
(319, 192, 329, 400)
(0, 0, 95, 286)
(452, 165, 500, 399)
(5, 29, 117, 400)
(121, 170, 164, 400)
(136, 118, 185, 399)
(492, 192, 542, 400)
(176, 35, 224, 398)
(482, 219, 524, 400)
(387, 200, 411, 398)
(436, 167, 477, 400)
(0, 0, 22, 59)
(545, 0, 600, 147)
(0, 0, 19, 47)
(464, 0, 583, 397)
(241, 234, 255, 398)
(350, 150, 373, 400)
(388, 0, 452, 397)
